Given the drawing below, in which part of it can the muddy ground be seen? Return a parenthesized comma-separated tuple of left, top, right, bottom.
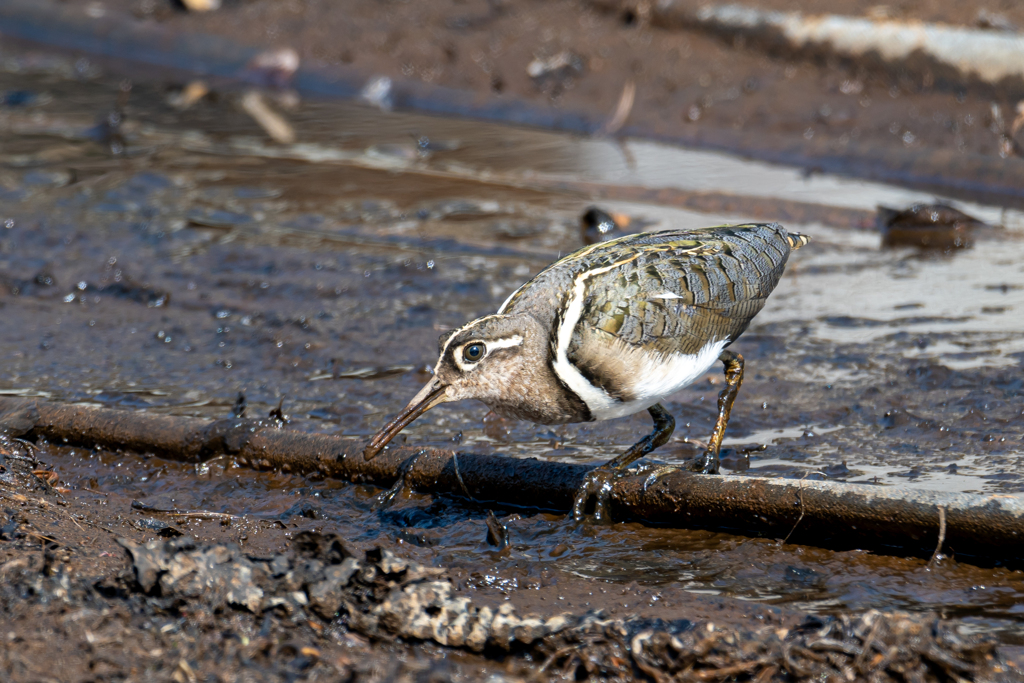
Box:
(1, 6, 1024, 681)
(52, 0, 1024, 201)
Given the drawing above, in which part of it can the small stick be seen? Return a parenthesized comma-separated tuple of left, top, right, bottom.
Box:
(24, 530, 60, 545)
(780, 487, 805, 546)
(13, 438, 38, 458)
(929, 506, 947, 565)
(168, 511, 239, 520)
(693, 658, 773, 680)
(854, 616, 883, 673)
(131, 499, 240, 520)
(599, 80, 636, 136)
(451, 451, 472, 499)
(456, 452, 510, 550)
(372, 451, 424, 508)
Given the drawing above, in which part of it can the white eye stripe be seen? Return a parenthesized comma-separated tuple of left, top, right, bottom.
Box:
(481, 335, 524, 352)
(452, 335, 524, 372)
(438, 315, 502, 358)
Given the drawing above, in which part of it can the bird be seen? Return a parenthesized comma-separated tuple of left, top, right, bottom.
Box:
(364, 222, 809, 520)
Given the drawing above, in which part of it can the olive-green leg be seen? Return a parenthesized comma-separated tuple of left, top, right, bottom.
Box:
(688, 350, 744, 475)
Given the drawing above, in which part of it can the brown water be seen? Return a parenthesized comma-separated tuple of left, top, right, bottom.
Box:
(2, 49, 1024, 640)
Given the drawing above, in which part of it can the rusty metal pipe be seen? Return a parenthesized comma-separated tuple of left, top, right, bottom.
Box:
(4, 397, 1024, 564)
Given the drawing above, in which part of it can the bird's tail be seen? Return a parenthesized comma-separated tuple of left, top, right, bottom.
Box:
(786, 232, 811, 250)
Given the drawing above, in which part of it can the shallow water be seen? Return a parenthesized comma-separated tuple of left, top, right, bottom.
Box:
(1, 50, 1023, 638)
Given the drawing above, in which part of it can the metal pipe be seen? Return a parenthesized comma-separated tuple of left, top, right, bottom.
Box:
(4, 397, 1024, 564)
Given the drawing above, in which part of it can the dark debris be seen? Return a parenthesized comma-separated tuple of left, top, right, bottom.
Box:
(877, 203, 988, 250)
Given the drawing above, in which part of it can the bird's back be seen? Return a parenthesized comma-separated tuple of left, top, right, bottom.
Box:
(499, 223, 808, 419)
(501, 223, 806, 337)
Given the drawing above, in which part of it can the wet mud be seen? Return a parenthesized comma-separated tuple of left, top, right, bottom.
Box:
(8, 0, 1024, 204)
(2, 447, 1020, 682)
(1, 42, 1024, 680)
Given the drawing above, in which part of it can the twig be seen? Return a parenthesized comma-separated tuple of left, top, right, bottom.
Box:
(12, 438, 38, 458)
(929, 506, 947, 565)
(0, 452, 37, 462)
(61, 508, 85, 532)
(28, 467, 68, 506)
(854, 616, 883, 672)
(536, 646, 576, 677)
(24, 530, 60, 545)
(681, 436, 708, 449)
(240, 90, 295, 144)
(168, 511, 239, 520)
(0, 490, 52, 509)
(780, 488, 805, 546)
(456, 452, 509, 549)
(74, 516, 122, 537)
(599, 80, 635, 136)
(373, 451, 424, 508)
(132, 499, 240, 520)
(79, 486, 109, 497)
(452, 451, 472, 499)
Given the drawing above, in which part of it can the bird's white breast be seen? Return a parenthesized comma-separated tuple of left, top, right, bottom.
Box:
(549, 260, 729, 421)
(585, 337, 728, 421)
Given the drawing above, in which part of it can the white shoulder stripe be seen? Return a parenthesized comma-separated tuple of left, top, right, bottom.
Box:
(549, 261, 631, 416)
(550, 261, 727, 420)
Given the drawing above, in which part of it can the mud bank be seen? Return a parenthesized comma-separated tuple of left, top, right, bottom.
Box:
(3, 0, 1024, 203)
(1, 445, 1018, 682)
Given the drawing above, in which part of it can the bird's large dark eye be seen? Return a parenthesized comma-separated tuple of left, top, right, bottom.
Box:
(463, 343, 485, 362)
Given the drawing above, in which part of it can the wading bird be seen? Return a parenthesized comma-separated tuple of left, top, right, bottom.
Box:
(365, 223, 809, 519)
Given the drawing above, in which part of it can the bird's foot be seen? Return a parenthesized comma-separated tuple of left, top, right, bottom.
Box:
(679, 437, 720, 474)
(572, 403, 677, 523)
(571, 466, 623, 523)
(687, 449, 720, 474)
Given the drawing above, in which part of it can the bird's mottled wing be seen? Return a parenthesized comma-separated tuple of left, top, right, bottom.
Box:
(564, 224, 800, 392)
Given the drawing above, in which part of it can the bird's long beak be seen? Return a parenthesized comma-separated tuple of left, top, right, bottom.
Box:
(363, 377, 449, 460)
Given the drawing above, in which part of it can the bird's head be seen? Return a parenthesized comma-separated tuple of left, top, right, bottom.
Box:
(363, 313, 540, 459)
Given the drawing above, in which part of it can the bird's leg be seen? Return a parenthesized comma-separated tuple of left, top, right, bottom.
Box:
(571, 403, 675, 522)
(689, 350, 744, 475)
(604, 403, 676, 470)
